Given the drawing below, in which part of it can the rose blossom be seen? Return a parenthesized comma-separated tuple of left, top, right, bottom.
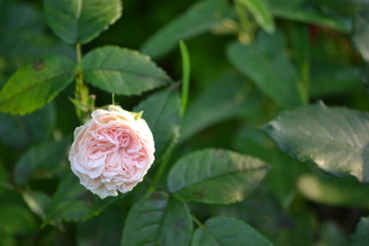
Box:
(69, 105, 155, 199)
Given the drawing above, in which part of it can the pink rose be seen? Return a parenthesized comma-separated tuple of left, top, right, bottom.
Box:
(69, 105, 155, 199)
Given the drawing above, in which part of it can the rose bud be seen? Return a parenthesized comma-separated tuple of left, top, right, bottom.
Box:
(69, 105, 155, 199)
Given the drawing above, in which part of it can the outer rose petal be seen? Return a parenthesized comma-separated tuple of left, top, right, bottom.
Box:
(69, 105, 155, 199)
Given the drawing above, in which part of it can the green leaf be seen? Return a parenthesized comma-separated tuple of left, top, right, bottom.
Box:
(297, 171, 369, 209)
(0, 55, 76, 115)
(141, 0, 235, 59)
(43, 173, 121, 226)
(179, 72, 263, 143)
(317, 221, 350, 246)
(14, 138, 70, 185)
(121, 192, 193, 246)
(21, 190, 51, 219)
(0, 103, 55, 150)
(237, 0, 275, 34)
(262, 102, 369, 182)
(134, 86, 181, 158)
(168, 149, 270, 204)
(227, 31, 305, 109)
(77, 203, 124, 246)
(191, 216, 273, 246)
(351, 217, 369, 246)
(83, 46, 171, 95)
(353, 12, 369, 62)
(0, 203, 38, 235)
(43, 0, 122, 44)
(269, 6, 351, 33)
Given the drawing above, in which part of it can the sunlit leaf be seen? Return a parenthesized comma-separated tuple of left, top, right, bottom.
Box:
(263, 102, 369, 182)
(168, 149, 270, 204)
(134, 85, 180, 158)
(44, 0, 122, 44)
(121, 192, 193, 246)
(83, 46, 171, 95)
(0, 55, 76, 115)
(191, 216, 273, 246)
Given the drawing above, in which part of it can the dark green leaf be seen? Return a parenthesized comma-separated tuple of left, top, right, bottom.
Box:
(0, 203, 38, 235)
(351, 217, 369, 246)
(0, 2, 44, 36)
(43, 0, 122, 44)
(227, 31, 305, 109)
(0, 55, 76, 115)
(83, 46, 171, 95)
(121, 192, 193, 246)
(168, 149, 270, 204)
(43, 173, 121, 226)
(269, 6, 351, 33)
(179, 72, 263, 143)
(212, 187, 314, 246)
(353, 12, 369, 62)
(262, 102, 369, 182)
(134, 85, 181, 158)
(0, 103, 55, 150)
(233, 128, 302, 208)
(309, 63, 362, 98)
(317, 221, 350, 246)
(191, 216, 273, 246)
(141, 0, 235, 58)
(237, 0, 275, 34)
(77, 203, 124, 246)
(0, 32, 74, 60)
(14, 137, 70, 185)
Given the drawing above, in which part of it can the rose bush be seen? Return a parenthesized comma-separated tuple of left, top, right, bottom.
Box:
(69, 105, 155, 199)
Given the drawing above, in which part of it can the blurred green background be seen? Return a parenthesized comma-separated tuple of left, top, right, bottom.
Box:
(1, 0, 369, 245)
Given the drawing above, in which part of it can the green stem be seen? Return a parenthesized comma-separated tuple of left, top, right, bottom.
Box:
(147, 126, 180, 194)
(74, 43, 90, 122)
(235, 1, 254, 43)
(179, 40, 191, 118)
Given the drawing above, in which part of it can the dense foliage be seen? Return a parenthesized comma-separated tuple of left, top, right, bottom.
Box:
(1, 0, 369, 245)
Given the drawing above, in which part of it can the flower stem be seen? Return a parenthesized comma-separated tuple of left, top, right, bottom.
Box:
(147, 126, 180, 194)
(74, 43, 90, 123)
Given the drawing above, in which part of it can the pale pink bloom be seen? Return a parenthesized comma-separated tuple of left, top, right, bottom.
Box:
(69, 105, 155, 199)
